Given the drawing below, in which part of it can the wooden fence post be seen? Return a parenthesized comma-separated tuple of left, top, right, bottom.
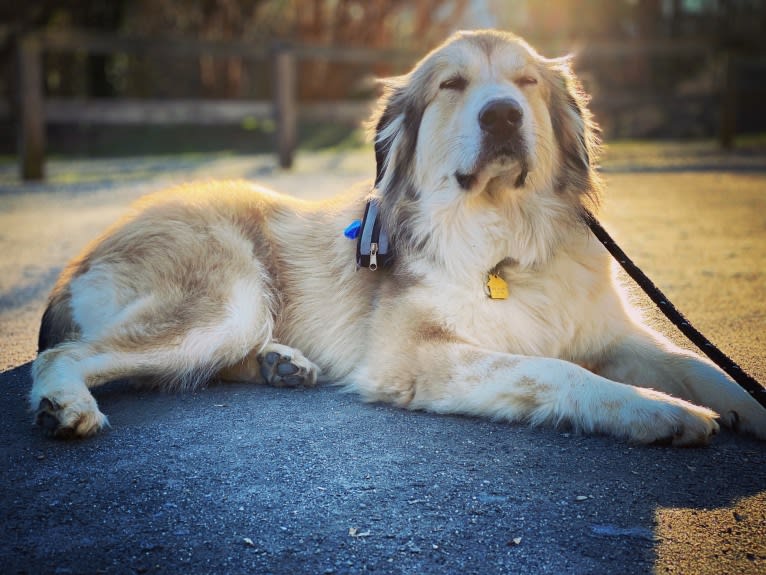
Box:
(718, 52, 737, 150)
(18, 34, 46, 180)
(273, 44, 297, 169)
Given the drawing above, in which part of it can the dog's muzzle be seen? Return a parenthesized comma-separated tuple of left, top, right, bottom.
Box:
(455, 97, 529, 191)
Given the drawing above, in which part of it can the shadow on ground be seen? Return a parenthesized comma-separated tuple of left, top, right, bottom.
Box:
(2, 361, 764, 575)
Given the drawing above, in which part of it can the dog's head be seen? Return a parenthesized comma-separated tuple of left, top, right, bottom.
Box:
(370, 30, 601, 241)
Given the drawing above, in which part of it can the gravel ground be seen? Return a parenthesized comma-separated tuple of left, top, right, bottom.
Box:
(1, 143, 765, 574)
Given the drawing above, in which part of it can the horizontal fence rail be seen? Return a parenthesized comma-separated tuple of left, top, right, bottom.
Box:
(39, 99, 372, 125)
(12, 29, 740, 181)
(44, 99, 273, 125)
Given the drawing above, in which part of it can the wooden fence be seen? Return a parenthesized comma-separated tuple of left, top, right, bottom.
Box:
(14, 30, 741, 181)
(16, 30, 415, 180)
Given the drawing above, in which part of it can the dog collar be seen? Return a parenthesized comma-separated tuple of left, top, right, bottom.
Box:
(348, 208, 508, 295)
(352, 199, 391, 271)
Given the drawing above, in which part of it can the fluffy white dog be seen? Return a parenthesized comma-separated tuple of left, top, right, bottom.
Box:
(30, 30, 765, 444)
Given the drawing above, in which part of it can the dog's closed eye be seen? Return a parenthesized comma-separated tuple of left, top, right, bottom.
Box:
(439, 75, 468, 91)
(515, 75, 538, 88)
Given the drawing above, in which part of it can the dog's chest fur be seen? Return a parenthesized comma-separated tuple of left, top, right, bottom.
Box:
(400, 237, 618, 362)
(266, 190, 623, 382)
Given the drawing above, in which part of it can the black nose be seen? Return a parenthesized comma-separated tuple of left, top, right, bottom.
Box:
(479, 99, 523, 139)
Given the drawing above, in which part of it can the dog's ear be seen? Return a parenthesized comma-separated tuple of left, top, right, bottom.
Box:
(544, 57, 602, 206)
(366, 75, 429, 251)
(367, 77, 406, 187)
(372, 87, 403, 187)
(368, 76, 423, 190)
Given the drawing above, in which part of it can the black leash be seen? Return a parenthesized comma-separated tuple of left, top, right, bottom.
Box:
(584, 210, 766, 410)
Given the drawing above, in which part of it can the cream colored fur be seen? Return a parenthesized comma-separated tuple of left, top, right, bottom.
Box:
(30, 30, 765, 444)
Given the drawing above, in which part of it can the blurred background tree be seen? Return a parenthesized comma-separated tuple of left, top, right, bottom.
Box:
(2, 0, 468, 101)
(1, 0, 765, 155)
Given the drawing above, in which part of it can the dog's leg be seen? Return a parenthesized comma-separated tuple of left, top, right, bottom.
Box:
(31, 276, 274, 438)
(357, 342, 719, 446)
(594, 331, 766, 440)
(30, 340, 220, 438)
(31, 333, 262, 439)
(218, 342, 319, 387)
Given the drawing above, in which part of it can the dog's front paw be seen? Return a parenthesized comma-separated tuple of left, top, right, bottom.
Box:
(258, 343, 319, 387)
(625, 390, 719, 447)
(33, 392, 109, 439)
(719, 405, 766, 441)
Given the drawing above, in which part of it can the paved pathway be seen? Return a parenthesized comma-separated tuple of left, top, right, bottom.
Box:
(1, 145, 764, 574)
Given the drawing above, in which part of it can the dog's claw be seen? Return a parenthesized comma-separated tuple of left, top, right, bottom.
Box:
(39, 397, 59, 411)
(729, 410, 740, 432)
(35, 398, 63, 435)
(35, 409, 60, 433)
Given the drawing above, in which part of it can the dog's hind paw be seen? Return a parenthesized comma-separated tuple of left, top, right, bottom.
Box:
(258, 343, 319, 387)
(34, 395, 109, 439)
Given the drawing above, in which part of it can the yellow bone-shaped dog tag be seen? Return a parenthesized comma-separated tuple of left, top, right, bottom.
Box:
(486, 273, 509, 300)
